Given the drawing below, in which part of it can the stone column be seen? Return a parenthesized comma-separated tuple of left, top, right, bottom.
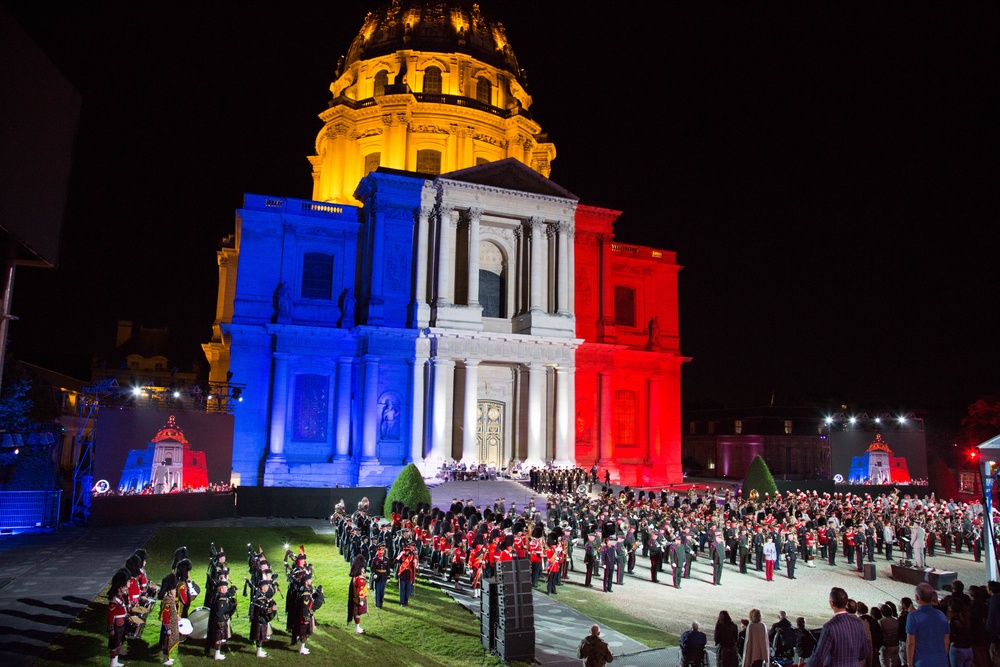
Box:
(362, 356, 379, 460)
(413, 206, 432, 327)
(566, 222, 576, 313)
(462, 359, 480, 463)
(528, 216, 544, 314)
(409, 356, 426, 464)
(598, 370, 614, 465)
(553, 364, 575, 466)
(426, 357, 454, 462)
(467, 208, 482, 307)
(556, 221, 570, 316)
(435, 208, 458, 306)
(267, 355, 288, 461)
(334, 356, 353, 460)
(525, 361, 546, 466)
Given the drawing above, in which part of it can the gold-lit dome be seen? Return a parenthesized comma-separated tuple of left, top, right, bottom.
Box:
(311, 0, 555, 205)
(345, 1, 521, 80)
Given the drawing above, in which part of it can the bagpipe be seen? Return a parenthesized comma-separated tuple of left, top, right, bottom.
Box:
(243, 578, 279, 622)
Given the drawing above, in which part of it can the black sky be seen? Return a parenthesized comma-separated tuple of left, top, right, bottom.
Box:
(4, 2, 999, 423)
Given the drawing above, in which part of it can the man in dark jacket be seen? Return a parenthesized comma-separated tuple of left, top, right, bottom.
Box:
(579, 624, 614, 667)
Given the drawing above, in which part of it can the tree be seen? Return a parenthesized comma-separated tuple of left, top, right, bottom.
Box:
(742, 455, 778, 500)
(384, 463, 432, 517)
(0, 362, 33, 431)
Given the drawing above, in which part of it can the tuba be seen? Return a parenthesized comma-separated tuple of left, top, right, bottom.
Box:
(748, 489, 760, 503)
(577, 483, 589, 495)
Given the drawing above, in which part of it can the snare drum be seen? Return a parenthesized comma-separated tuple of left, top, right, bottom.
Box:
(177, 618, 193, 636)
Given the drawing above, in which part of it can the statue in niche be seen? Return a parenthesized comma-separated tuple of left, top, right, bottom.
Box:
(646, 316, 661, 351)
(380, 398, 401, 440)
(340, 288, 356, 328)
(275, 281, 292, 321)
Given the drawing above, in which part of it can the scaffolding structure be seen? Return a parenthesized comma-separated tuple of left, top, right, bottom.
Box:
(69, 378, 245, 524)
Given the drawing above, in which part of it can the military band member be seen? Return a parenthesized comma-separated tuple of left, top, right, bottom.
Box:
(248, 577, 277, 658)
(157, 573, 180, 665)
(108, 569, 131, 667)
(669, 536, 686, 589)
(347, 556, 368, 635)
(205, 581, 235, 660)
(370, 542, 390, 608)
(712, 533, 726, 585)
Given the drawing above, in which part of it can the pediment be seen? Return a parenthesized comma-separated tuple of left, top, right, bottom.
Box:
(441, 158, 578, 201)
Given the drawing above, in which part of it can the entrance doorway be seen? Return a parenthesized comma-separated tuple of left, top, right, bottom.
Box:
(477, 400, 505, 468)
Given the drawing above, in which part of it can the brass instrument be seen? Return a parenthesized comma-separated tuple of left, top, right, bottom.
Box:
(748, 489, 760, 503)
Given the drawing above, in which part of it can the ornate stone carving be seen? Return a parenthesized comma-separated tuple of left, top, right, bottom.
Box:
(356, 128, 382, 139)
(381, 113, 394, 126)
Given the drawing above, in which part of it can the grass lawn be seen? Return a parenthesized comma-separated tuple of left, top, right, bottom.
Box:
(34, 526, 531, 667)
(541, 584, 676, 649)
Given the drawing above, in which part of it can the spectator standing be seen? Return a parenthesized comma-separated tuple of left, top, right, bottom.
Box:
(745, 608, 770, 667)
(796, 617, 817, 667)
(906, 582, 950, 667)
(808, 587, 870, 667)
(715, 610, 740, 667)
(579, 624, 614, 667)
(948, 598, 972, 667)
(900, 597, 914, 667)
(880, 604, 901, 667)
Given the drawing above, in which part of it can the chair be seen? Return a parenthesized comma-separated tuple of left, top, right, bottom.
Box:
(680, 645, 708, 667)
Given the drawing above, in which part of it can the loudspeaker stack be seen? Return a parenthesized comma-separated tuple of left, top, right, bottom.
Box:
(480, 560, 535, 662)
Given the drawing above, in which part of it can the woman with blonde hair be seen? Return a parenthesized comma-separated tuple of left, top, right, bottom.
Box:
(743, 607, 770, 667)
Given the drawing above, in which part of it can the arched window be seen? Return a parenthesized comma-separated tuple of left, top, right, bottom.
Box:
(479, 241, 505, 317)
(423, 66, 442, 94)
(476, 76, 491, 105)
(373, 70, 388, 96)
(302, 252, 334, 300)
(416, 149, 442, 175)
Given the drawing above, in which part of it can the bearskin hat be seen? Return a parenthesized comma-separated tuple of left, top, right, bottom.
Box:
(124, 554, 142, 577)
(483, 507, 494, 522)
(431, 507, 440, 519)
(109, 568, 131, 598)
(473, 534, 485, 546)
(133, 548, 147, 563)
(349, 555, 366, 578)
(513, 520, 526, 534)
(501, 517, 513, 530)
(158, 572, 177, 600)
(503, 534, 515, 547)
(175, 557, 193, 580)
(532, 523, 545, 539)
(489, 527, 502, 542)
(172, 546, 188, 570)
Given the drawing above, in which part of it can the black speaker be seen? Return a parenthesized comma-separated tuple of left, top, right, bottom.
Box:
(496, 628, 535, 662)
(481, 578, 498, 651)
(863, 563, 876, 581)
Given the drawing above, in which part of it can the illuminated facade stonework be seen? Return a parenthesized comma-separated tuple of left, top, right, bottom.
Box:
(204, 1, 685, 487)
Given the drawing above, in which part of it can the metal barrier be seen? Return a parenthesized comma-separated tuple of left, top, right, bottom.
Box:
(0, 490, 61, 534)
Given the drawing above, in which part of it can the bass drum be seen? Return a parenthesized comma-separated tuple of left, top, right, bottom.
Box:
(187, 606, 211, 640)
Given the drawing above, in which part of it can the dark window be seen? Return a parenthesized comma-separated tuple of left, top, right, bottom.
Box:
(480, 269, 503, 317)
(294, 374, 328, 442)
(416, 149, 442, 175)
(614, 390, 636, 446)
(423, 66, 442, 94)
(476, 76, 491, 105)
(614, 286, 635, 327)
(374, 70, 388, 96)
(302, 252, 334, 300)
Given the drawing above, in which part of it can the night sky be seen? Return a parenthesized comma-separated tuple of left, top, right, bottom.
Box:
(4, 2, 999, 430)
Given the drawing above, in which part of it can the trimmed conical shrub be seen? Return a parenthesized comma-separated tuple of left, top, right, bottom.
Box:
(384, 463, 432, 517)
(743, 455, 779, 500)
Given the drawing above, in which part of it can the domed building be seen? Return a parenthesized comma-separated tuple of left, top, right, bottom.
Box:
(204, 0, 686, 488)
(310, 1, 556, 205)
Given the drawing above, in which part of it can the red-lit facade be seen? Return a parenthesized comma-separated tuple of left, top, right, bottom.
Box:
(574, 205, 686, 486)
